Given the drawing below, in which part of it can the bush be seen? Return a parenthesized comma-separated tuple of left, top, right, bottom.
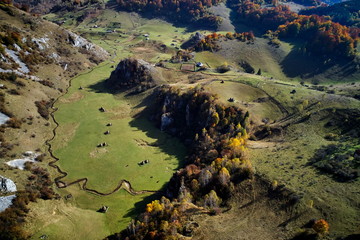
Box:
(39, 80, 55, 88)
(217, 64, 231, 73)
(6, 118, 22, 128)
(312, 219, 329, 234)
(7, 89, 20, 95)
(35, 100, 52, 120)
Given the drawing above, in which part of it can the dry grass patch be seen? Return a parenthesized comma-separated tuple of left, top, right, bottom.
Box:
(89, 147, 109, 158)
(59, 92, 84, 104)
(52, 122, 80, 150)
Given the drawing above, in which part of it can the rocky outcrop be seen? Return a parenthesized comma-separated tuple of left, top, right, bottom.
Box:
(107, 58, 163, 92)
(181, 32, 205, 49)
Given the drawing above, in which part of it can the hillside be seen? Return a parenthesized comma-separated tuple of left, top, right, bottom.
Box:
(0, 4, 108, 239)
(1, 1, 360, 240)
(300, 0, 360, 27)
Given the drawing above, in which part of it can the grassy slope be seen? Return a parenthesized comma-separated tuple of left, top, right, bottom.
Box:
(51, 62, 185, 192)
(24, 6, 360, 239)
(25, 11, 193, 237)
(204, 80, 284, 124)
(0, 5, 106, 196)
(26, 185, 153, 240)
(36, 60, 185, 239)
(239, 75, 360, 236)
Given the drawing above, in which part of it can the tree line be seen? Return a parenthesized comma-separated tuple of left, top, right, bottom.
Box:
(233, 0, 359, 58)
(115, 0, 223, 28)
(193, 31, 255, 51)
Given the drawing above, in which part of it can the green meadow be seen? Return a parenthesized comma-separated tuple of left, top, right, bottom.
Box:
(37, 61, 185, 238)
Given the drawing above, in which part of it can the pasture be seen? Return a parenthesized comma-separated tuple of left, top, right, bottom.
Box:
(39, 62, 185, 238)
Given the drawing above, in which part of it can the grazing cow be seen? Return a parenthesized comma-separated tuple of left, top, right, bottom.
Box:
(98, 142, 107, 147)
(138, 159, 150, 166)
(99, 107, 105, 112)
(79, 86, 83, 90)
(106, 123, 112, 126)
(228, 98, 234, 102)
(221, 80, 224, 83)
(104, 130, 110, 135)
(98, 206, 109, 213)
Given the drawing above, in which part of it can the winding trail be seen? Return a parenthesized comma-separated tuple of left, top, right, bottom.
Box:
(45, 62, 157, 196)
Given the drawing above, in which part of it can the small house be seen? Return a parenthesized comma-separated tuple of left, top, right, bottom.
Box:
(196, 62, 204, 67)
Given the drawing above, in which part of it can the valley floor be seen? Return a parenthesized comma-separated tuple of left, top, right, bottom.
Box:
(0, 5, 359, 240)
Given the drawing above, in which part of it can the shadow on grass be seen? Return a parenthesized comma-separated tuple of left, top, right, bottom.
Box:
(122, 95, 187, 218)
(88, 79, 187, 225)
(87, 78, 114, 94)
(280, 41, 358, 81)
(122, 188, 165, 219)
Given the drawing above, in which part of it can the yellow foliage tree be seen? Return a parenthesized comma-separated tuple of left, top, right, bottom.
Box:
(211, 112, 220, 126)
(204, 190, 221, 208)
(146, 200, 163, 213)
(219, 167, 230, 185)
(211, 158, 224, 171)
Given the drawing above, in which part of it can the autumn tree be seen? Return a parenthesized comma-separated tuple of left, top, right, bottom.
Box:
(218, 167, 230, 185)
(199, 169, 213, 186)
(313, 219, 329, 235)
(204, 190, 221, 208)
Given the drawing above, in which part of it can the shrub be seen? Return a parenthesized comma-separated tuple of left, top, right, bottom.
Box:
(217, 64, 231, 73)
(6, 118, 22, 128)
(7, 89, 20, 95)
(35, 100, 52, 120)
(312, 219, 329, 234)
(39, 80, 55, 88)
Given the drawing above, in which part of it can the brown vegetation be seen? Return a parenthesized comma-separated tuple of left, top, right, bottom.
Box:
(35, 100, 53, 120)
(0, 166, 56, 240)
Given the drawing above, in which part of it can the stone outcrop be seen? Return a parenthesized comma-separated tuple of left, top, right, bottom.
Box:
(107, 58, 163, 92)
(181, 32, 205, 49)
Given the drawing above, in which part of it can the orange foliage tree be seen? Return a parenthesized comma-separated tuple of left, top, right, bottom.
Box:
(312, 219, 330, 234)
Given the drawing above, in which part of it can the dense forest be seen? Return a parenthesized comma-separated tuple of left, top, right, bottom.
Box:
(115, 0, 223, 27)
(233, 1, 359, 58)
(300, 0, 360, 27)
(278, 14, 359, 57)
